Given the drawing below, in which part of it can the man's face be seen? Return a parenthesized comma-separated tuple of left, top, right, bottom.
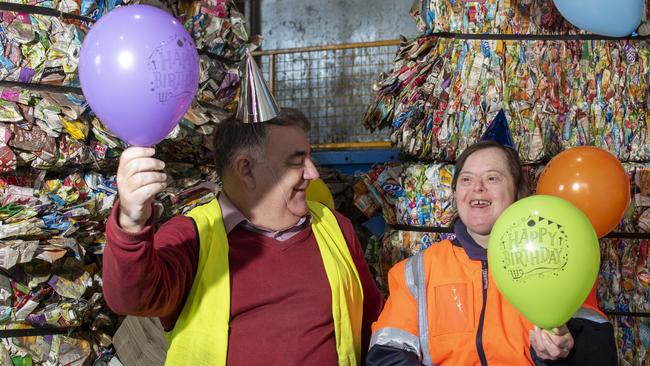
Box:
(251, 124, 319, 220)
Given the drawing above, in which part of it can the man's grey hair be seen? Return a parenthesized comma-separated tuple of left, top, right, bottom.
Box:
(213, 108, 311, 176)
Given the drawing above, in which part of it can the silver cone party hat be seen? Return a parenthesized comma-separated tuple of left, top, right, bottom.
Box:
(236, 49, 279, 123)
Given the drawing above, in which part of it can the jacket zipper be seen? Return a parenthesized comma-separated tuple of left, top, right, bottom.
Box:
(476, 260, 488, 366)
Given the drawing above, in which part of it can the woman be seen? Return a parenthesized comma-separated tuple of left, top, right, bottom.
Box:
(367, 140, 617, 365)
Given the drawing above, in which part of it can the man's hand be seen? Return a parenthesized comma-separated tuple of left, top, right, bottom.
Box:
(116, 147, 167, 233)
(530, 325, 574, 360)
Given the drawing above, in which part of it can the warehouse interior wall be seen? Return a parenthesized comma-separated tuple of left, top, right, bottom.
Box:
(257, 0, 418, 49)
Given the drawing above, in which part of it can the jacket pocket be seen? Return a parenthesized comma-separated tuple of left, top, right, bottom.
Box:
(431, 282, 474, 336)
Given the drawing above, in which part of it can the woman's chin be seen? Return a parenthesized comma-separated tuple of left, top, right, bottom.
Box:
(465, 222, 494, 237)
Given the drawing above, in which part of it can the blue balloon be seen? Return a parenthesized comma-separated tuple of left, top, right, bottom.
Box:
(553, 0, 643, 37)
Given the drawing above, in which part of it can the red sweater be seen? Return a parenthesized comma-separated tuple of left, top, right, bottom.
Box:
(103, 203, 384, 365)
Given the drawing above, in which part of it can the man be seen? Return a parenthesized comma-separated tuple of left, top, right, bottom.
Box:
(102, 109, 384, 366)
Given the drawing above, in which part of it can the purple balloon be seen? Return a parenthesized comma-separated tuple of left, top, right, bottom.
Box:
(79, 5, 199, 146)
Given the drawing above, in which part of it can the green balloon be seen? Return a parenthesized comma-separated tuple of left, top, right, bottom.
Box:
(488, 195, 600, 330)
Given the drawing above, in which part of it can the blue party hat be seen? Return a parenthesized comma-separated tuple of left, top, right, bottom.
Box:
(481, 109, 515, 149)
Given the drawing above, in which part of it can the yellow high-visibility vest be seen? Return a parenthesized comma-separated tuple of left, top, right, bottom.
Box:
(164, 199, 363, 365)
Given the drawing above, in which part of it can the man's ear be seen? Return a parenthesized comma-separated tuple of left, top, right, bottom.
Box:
(231, 153, 256, 190)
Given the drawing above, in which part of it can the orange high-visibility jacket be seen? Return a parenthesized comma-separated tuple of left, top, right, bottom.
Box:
(370, 238, 607, 366)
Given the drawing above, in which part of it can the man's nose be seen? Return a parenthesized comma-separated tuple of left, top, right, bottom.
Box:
(303, 158, 319, 180)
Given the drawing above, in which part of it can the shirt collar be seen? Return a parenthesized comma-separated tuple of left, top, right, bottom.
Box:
(452, 219, 488, 261)
(218, 192, 248, 234)
(218, 192, 311, 239)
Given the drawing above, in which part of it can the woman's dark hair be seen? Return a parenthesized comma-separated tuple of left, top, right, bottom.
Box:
(451, 140, 528, 199)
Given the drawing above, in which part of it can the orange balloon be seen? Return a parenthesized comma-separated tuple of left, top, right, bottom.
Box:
(536, 146, 630, 238)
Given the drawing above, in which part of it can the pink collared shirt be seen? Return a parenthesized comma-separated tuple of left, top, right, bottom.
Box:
(218, 192, 310, 241)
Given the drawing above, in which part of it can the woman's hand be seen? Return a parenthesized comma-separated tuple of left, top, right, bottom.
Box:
(530, 325, 574, 360)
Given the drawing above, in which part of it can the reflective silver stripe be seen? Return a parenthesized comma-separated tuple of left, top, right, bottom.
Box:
(405, 256, 417, 298)
(406, 253, 433, 366)
(573, 307, 609, 324)
(370, 327, 421, 356)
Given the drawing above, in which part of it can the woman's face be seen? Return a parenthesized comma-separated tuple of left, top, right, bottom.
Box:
(454, 147, 517, 237)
